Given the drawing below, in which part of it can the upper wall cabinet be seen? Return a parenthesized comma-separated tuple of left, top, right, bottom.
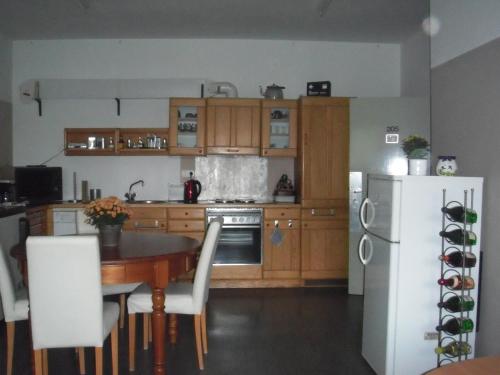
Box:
(261, 99, 298, 157)
(206, 98, 261, 155)
(169, 98, 206, 156)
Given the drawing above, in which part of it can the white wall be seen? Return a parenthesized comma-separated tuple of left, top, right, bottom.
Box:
(0, 33, 12, 102)
(401, 30, 430, 97)
(431, 0, 500, 67)
(12, 38, 401, 200)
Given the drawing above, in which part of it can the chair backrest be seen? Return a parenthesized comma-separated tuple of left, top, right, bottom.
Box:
(0, 244, 20, 322)
(26, 235, 104, 349)
(76, 209, 99, 234)
(192, 218, 222, 313)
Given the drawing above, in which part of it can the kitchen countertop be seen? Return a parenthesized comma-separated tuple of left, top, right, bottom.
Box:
(0, 204, 26, 218)
(44, 201, 301, 209)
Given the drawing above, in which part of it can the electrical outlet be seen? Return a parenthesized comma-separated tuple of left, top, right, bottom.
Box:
(181, 170, 194, 178)
(424, 332, 439, 340)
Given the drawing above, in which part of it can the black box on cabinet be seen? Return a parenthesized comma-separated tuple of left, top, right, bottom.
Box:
(306, 81, 331, 96)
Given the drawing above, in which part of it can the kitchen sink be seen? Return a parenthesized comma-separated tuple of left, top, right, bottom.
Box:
(126, 200, 168, 204)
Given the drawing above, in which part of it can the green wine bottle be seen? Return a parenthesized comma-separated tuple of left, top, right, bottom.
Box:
(439, 229, 477, 246)
(437, 295, 475, 312)
(442, 206, 478, 224)
(436, 318, 474, 335)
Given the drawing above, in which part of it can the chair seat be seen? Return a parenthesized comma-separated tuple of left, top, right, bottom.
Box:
(11, 287, 29, 321)
(102, 283, 142, 296)
(102, 302, 120, 341)
(127, 282, 196, 315)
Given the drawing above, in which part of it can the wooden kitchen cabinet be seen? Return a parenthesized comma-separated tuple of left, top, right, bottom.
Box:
(299, 97, 349, 207)
(169, 98, 206, 156)
(300, 207, 348, 280)
(167, 207, 205, 242)
(26, 206, 49, 235)
(261, 99, 298, 157)
(298, 97, 349, 281)
(206, 98, 261, 155)
(122, 207, 167, 233)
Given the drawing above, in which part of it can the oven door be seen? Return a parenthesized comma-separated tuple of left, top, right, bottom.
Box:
(213, 224, 262, 265)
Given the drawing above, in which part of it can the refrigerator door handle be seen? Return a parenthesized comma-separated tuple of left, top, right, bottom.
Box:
(359, 198, 375, 229)
(358, 233, 374, 265)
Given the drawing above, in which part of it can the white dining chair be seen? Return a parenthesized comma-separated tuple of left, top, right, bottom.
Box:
(127, 218, 222, 371)
(77, 208, 141, 329)
(26, 235, 120, 375)
(0, 244, 30, 375)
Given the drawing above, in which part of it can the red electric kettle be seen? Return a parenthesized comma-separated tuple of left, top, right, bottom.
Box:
(183, 172, 202, 204)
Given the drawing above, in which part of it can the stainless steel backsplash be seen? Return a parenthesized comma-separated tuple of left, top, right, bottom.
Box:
(195, 156, 269, 200)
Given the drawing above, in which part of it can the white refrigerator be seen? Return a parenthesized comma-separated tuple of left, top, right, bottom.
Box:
(359, 174, 483, 375)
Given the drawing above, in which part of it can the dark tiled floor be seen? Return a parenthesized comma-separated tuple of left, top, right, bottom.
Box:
(0, 287, 375, 375)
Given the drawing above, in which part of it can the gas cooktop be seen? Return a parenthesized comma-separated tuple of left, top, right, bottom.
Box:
(213, 198, 256, 204)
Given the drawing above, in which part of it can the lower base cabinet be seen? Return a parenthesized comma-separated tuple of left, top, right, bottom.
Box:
(263, 219, 300, 279)
(301, 208, 348, 280)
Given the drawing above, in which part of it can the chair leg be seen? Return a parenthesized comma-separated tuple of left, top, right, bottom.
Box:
(148, 313, 152, 343)
(78, 347, 86, 374)
(42, 349, 48, 375)
(201, 306, 208, 354)
(128, 313, 136, 371)
(95, 347, 103, 375)
(6, 321, 14, 375)
(111, 323, 118, 375)
(34, 349, 43, 375)
(119, 293, 126, 329)
(143, 314, 149, 350)
(194, 315, 204, 370)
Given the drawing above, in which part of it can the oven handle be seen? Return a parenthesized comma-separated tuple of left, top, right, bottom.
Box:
(219, 224, 262, 229)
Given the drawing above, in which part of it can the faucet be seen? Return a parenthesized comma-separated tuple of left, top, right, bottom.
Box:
(125, 179, 144, 202)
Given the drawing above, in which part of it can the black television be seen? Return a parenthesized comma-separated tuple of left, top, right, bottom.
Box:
(15, 166, 62, 204)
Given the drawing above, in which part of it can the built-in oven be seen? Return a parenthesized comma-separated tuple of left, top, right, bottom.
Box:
(206, 207, 262, 265)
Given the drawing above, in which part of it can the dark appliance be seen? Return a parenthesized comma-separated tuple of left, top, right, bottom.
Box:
(0, 180, 15, 202)
(307, 81, 331, 96)
(15, 166, 62, 204)
(206, 207, 262, 265)
(183, 172, 202, 204)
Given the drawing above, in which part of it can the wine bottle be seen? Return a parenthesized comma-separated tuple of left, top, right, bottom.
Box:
(435, 341, 472, 357)
(436, 317, 474, 335)
(437, 275, 475, 290)
(439, 229, 477, 246)
(437, 295, 475, 312)
(442, 206, 478, 224)
(439, 251, 477, 268)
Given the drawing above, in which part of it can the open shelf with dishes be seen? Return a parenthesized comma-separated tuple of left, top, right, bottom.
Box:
(64, 128, 168, 156)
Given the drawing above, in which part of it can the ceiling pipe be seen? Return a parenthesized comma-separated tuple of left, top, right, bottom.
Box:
(205, 81, 239, 98)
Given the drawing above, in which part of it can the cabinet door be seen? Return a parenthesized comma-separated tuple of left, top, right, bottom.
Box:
(206, 98, 260, 155)
(300, 97, 349, 207)
(232, 106, 260, 152)
(263, 220, 300, 279)
(169, 98, 206, 156)
(301, 219, 348, 279)
(261, 99, 298, 157)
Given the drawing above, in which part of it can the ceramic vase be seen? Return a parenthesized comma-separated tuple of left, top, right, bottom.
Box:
(408, 159, 428, 176)
(436, 156, 458, 176)
(99, 224, 122, 247)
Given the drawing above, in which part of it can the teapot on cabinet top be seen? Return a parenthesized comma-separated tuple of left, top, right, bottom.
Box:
(260, 84, 285, 100)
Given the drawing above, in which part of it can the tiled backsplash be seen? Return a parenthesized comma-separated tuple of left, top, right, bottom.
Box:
(195, 156, 269, 200)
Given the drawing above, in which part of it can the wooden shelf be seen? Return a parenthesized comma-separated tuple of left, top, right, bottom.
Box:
(65, 127, 168, 156)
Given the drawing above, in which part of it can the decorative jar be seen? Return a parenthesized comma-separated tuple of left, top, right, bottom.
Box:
(436, 156, 458, 176)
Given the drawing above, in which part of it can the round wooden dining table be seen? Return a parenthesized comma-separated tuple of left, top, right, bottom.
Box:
(11, 231, 201, 375)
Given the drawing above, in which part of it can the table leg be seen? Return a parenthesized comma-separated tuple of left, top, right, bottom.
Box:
(168, 314, 178, 344)
(152, 287, 166, 375)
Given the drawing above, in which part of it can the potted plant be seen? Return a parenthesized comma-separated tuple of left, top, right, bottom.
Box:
(401, 135, 430, 175)
(84, 196, 131, 246)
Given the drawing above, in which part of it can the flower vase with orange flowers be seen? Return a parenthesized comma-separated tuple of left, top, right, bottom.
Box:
(84, 196, 131, 246)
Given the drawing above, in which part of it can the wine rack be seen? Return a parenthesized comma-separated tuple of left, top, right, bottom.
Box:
(436, 189, 477, 367)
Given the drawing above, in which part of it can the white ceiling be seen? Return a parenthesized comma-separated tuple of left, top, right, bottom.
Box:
(0, 0, 428, 42)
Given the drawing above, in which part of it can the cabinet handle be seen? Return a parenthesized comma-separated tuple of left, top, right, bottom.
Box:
(288, 219, 293, 228)
(311, 208, 335, 216)
(226, 148, 240, 153)
(185, 212, 188, 216)
(274, 220, 279, 228)
(134, 220, 160, 229)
